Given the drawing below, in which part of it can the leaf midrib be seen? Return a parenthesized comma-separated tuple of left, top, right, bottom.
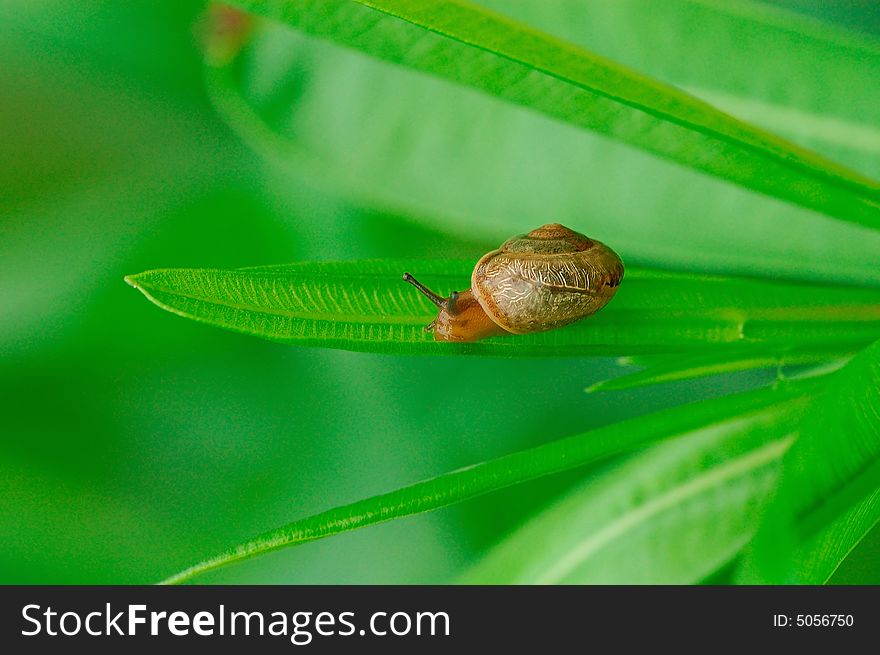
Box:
(129, 279, 431, 326)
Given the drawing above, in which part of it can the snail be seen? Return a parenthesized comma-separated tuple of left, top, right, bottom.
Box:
(403, 223, 624, 342)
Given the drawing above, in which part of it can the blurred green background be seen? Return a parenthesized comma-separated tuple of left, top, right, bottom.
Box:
(2, 1, 879, 584)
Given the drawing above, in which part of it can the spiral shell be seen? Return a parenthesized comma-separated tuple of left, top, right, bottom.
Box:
(470, 223, 624, 334)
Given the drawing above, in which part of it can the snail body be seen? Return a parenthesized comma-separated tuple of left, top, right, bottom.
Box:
(403, 223, 624, 342)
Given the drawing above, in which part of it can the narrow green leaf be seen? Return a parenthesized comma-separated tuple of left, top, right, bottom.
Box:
(158, 376, 822, 584)
(738, 338, 880, 583)
(460, 415, 803, 584)
(224, 0, 880, 230)
(499, 0, 880, 174)
(587, 342, 858, 393)
(125, 261, 880, 356)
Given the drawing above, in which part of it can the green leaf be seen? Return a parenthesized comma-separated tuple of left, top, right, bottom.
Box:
(158, 375, 823, 584)
(492, 0, 880, 173)
(587, 342, 857, 393)
(223, 0, 880, 232)
(738, 338, 880, 583)
(460, 407, 804, 584)
(125, 261, 880, 356)
(216, 0, 880, 285)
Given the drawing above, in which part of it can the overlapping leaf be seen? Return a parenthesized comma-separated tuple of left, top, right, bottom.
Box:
(159, 376, 822, 584)
(461, 412, 802, 584)
(210, 1, 880, 286)
(738, 338, 880, 583)
(221, 0, 880, 234)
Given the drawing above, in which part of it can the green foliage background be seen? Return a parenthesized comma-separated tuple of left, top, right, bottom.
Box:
(2, 0, 879, 584)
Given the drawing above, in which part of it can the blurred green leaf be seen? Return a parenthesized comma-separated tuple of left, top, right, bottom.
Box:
(460, 394, 809, 584)
(125, 260, 880, 356)
(159, 375, 823, 584)
(490, 0, 880, 174)
(219, 0, 880, 285)
(587, 342, 857, 393)
(738, 338, 880, 583)
(225, 0, 880, 230)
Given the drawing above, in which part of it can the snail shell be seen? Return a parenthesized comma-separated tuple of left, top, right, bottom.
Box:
(471, 223, 624, 335)
(403, 223, 624, 342)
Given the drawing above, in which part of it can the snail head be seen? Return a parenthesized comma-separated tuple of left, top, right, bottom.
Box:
(402, 272, 507, 343)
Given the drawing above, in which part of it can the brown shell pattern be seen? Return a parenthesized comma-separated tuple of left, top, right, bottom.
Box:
(470, 224, 624, 334)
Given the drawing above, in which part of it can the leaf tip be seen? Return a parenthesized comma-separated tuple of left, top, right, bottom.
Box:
(123, 274, 138, 289)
